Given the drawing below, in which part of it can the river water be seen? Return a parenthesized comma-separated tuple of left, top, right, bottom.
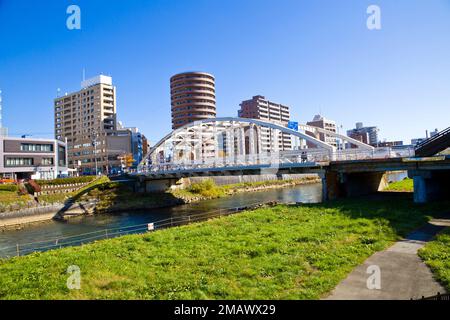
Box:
(0, 183, 322, 258)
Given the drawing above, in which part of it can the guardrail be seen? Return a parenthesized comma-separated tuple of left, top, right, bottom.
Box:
(415, 127, 450, 150)
(419, 292, 450, 300)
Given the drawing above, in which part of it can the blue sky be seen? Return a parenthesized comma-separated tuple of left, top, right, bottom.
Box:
(0, 0, 449, 144)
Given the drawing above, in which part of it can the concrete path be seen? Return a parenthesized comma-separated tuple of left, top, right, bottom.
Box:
(325, 218, 450, 300)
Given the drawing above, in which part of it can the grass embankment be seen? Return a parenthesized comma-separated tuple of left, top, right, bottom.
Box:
(419, 228, 450, 291)
(38, 176, 109, 205)
(0, 194, 447, 300)
(384, 178, 413, 192)
(0, 177, 107, 213)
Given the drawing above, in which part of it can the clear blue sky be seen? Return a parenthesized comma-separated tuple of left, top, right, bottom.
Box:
(0, 0, 449, 144)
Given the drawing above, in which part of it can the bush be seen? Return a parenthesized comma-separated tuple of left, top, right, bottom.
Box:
(188, 179, 224, 198)
(36, 176, 97, 186)
(0, 184, 18, 192)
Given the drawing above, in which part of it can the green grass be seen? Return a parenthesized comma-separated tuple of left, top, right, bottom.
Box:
(0, 184, 18, 192)
(0, 191, 31, 209)
(384, 178, 414, 192)
(418, 228, 450, 291)
(0, 194, 446, 300)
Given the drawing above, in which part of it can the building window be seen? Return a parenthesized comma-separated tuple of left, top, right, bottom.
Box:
(5, 158, 34, 167)
(58, 146, 67, 167)
(21, 144, 53, 152)
(41, 158, 54, 166)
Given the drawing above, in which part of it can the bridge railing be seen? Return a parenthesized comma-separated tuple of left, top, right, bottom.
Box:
(138, 147, 415, 174)
(139, 150, 333, 174)
(334, 147, 415, 162)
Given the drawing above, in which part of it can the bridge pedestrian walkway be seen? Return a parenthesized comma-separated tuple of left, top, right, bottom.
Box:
(325, 218, 449, 300)
(415, 127, 450, 157)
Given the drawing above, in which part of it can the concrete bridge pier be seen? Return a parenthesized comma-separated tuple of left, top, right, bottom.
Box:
(143, 178, 189, 193)
(321, 170, 388, 201)
(409, 170, 450, 203)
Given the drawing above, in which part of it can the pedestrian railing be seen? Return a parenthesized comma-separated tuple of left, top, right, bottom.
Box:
(419, 292, 450, 300)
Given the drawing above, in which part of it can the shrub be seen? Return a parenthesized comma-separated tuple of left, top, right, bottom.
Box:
(36, 176, 97, 186)
(188, 179, 224, 198)
(0, 184, 18, 192)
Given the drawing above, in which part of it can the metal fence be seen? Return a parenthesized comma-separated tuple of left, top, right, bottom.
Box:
(419, 292, 450, 300)
(0, 203, 267, 259)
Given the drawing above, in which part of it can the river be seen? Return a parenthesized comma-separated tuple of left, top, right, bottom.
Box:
(0, 183, 322, 258)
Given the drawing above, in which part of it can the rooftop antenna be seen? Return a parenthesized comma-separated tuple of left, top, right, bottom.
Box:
(57, 88, 61, 98)
(82, 68, 86, 81)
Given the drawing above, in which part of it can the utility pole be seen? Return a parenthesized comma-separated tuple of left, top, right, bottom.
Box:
(90, 129, 99, 175)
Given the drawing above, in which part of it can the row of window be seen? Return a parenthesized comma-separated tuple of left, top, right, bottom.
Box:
(4, 157, 54, 167)
(20, 144, 54, 152)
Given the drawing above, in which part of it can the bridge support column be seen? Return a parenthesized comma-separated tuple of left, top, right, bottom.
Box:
(409, 170, 450, 203)
(145, 178, 188, 193)
(321, 170, 388, 201)
(319, 171, 341, 201)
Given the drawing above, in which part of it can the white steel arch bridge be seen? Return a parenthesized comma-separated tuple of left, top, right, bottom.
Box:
(137, 117, 413, 175)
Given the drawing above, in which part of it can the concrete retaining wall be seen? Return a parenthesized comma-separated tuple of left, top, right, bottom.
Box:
(0, 201, 98, 228)
(189, 174, 319, 186)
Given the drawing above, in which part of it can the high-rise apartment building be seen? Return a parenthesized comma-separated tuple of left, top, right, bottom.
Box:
(306, 115, 338, 147)
(346, 122, 379, 146)
(54, 75, 123, 174)
(170, 72, 216, 130)
(238, 95, 292, 151)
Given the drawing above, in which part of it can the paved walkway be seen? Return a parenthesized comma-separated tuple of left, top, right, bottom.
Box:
(325, 218, 450, 300)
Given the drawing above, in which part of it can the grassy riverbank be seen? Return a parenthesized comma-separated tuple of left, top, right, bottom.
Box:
(418, 228, 450, 291)
(384, 178, 414, 192)
(0, 193, 447, 300)
(0, 177, 108, 213)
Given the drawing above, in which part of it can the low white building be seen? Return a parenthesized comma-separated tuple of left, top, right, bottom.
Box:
(0, 136, 68, 180)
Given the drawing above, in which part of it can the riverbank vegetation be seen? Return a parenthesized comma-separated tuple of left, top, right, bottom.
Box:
(0, 193, 447, 300)
(418, 228, 450, 291)
(171, 177, 320, 202)
(70, 177, 320, 213)
(384, 178, 414, 192)
(35, 176, 97, 186)
(0, 177, 108, 213)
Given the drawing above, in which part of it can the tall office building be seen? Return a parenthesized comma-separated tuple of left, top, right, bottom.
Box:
(238, 95, 292, 151)
(306, 115, 338, 147)
(347, 122, 379, 146)
(170, 72, 216, 130)
(54, 75, 127, 174)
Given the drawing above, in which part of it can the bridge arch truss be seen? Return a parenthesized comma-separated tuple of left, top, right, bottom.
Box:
(138, 117, 374, 174)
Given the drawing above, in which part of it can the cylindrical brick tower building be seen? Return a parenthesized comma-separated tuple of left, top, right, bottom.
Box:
(170, 71, 216, 130)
